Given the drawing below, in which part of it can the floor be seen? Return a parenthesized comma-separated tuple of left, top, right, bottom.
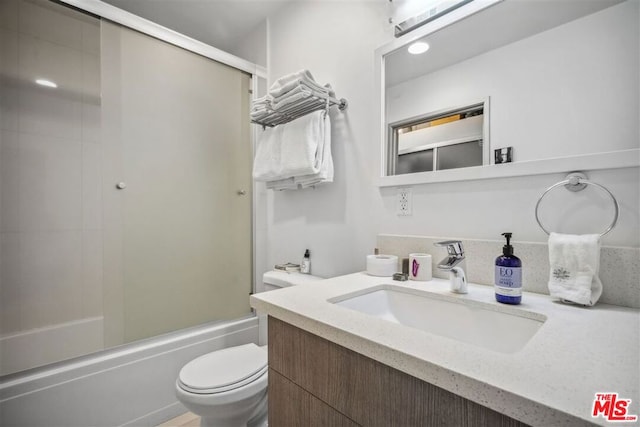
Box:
(157, 412, 200, 427)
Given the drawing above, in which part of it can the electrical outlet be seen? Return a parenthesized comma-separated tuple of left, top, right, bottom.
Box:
(396, 187, 412, 216)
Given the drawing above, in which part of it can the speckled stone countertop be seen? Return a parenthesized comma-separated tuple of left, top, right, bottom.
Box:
(250, 272, 640, 427)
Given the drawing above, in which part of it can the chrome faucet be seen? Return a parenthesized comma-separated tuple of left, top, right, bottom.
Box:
(434, 240, 468, 294)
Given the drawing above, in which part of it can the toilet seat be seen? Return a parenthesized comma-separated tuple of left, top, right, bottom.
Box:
(178, 343, 267, 395)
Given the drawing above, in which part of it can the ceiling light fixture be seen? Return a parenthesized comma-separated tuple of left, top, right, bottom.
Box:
(408, 41, 430, 55)
(35, 79, 57, 88)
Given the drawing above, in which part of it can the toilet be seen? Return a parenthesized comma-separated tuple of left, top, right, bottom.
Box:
(175, 270, 322, 427)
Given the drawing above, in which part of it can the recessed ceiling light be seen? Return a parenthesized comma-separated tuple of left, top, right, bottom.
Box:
(35, 79, 57, 88)
(408, 41, 430, 55)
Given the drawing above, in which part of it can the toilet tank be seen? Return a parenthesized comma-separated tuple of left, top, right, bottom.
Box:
(258, 271, 322, 345)
(263, 270, 323, 291)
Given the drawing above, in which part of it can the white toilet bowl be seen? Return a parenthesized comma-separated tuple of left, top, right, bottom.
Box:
(175, 344, 268, 427)
(175, 271, 323, 427)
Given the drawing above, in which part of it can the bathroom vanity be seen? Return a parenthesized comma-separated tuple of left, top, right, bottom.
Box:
(268, 317, 525, 426)
(250, 273, 640, 426)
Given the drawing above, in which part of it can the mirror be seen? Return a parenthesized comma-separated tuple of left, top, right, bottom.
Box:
(376, 0, 639, 186)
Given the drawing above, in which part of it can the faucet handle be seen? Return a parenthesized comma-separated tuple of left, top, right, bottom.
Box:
(434, 240, 464, 257)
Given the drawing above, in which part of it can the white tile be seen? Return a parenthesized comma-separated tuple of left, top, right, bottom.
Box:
(1, 28, 19, 132)
(1, 28, 18, 81)
(19, 33, 83, 102)
(19, 132, 82, 231)
(378, 234, 640, 308)
(82, 230, 103, 317)
(18, 88, 82, 140)
(82, 20, 100, 54)
(82, 142, 102, 230)
(82, 52, 101, 143)
(0, 86, 19, 133)
(82, 101, 101, 144)
(18, 0, 83, 50)
(82, 52, 100, 100)
(0, 232, 21, 335)
(19, 230, 82, 330)
(0, 0, 18, 31)
(1, 131, 20, 232)
(18, 34, 83, 140)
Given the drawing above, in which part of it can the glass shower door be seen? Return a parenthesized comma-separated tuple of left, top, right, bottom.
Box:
(101, 22, 252, 345)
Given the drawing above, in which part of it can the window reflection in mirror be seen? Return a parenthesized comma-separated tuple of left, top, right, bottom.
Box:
(388, 101, 488, 175)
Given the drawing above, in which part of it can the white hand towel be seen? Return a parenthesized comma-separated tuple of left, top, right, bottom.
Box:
(547, 233, 603, 306)
(297, 111, 332, 184)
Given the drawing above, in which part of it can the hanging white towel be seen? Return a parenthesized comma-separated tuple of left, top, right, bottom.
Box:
(547, 233, 603, 306)
(279, 110, 326, 177)
(253, 110, 331, 187)
(266, 113, 332, 190)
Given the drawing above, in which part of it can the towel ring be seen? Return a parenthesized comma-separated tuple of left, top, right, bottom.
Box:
(534, 172, 619, 237)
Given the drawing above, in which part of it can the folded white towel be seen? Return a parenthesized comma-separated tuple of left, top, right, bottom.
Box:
(269, 69, 328, 98)
(251, 95, 272, 111)
(250, 95, 274, 121)
(250, 109, 276, 120)
(271, 86, 314, 110)
(547, 233, 603, 306)
(265, 177, 297, 191)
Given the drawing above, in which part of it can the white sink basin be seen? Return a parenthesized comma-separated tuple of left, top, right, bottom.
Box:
(330, 285, 546, 354)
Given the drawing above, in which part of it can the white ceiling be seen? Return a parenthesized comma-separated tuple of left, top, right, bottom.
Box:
(100, 0, 291, 53)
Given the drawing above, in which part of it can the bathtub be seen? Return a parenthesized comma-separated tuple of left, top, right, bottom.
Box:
(0, 315, 259, 427)
(0, 317, 105, 377)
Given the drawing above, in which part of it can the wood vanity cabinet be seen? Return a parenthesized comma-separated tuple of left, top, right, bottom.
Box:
(268, 316, 528, 427)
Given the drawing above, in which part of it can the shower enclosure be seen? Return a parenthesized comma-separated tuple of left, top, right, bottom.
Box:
(0, 0, 254, 376)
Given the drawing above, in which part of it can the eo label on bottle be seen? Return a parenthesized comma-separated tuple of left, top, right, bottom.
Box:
(495, 266, 522, 296)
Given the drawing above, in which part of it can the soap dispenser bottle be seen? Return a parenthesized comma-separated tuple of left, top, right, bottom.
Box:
(301, 249, 311, 274)
(495, 232, 522, 304)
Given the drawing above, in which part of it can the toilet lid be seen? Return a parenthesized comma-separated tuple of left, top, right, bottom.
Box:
(178, 344, 267, 394)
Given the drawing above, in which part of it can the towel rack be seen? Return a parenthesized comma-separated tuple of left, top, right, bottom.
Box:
(251, 89, 348, 128)
(534, 172, 619, 237)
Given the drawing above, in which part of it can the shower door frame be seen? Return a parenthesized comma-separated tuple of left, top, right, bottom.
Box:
(0, 2, 264, 425)
(59, 0, 265, 309)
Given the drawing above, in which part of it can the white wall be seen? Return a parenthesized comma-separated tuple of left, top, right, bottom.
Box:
(261, 1, 639, 281)
(229, 20, 268, 67)
(264, 1, 391, 278)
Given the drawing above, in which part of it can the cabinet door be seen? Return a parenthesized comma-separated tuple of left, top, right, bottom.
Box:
(269, 369, 358, 427)
(269, 317, 529, 427)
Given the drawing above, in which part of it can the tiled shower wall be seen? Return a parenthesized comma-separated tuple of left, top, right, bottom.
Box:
(0, 1, 103, 342)
(378, 234, 640, 309)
